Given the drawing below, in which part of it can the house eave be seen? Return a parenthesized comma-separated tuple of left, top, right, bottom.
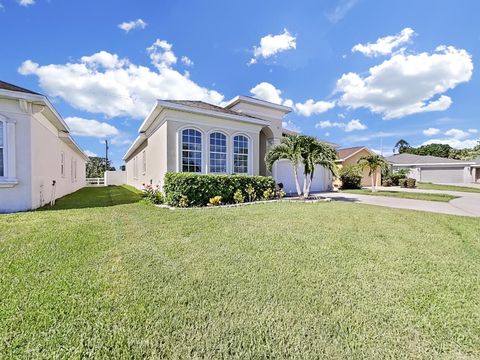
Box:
(224, 95, 292, 113)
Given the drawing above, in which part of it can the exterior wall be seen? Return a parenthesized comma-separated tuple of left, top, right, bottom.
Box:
(126, 108, 264, 191)
(393, 165, 471, 184)
(30, 112, 86, 210)
(0, 98, 32, 212)
(336, 149, 381, 188)
(0, 99, 86, 213)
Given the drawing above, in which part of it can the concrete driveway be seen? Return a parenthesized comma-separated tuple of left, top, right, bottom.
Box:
(325, 187, 480, 217)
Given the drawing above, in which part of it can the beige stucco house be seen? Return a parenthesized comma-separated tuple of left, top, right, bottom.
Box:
(123, 96, 334, 193)
(0, 81, 88, 213)
(335, 146, 381, 187)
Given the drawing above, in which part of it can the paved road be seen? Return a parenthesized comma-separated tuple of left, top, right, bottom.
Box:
(324, 187, 480, 217)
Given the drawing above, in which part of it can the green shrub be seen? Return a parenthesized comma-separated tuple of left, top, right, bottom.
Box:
(263, 188, 275, 200)
(382, 178, 394, 187)
(405, 178, 416, 188)
(142, 184, 164, 204)
(163, 172, 276, 207)
(208, 196, 222, 206)
(245, 185, 257, 202)
(178, 195, 189, 208)
(233, 189, 244, 204)
(398, 178, 407, 188)
(339, 165, 362, 189)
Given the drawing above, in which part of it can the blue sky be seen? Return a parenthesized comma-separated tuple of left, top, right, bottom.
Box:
(1, 0, 479, 166)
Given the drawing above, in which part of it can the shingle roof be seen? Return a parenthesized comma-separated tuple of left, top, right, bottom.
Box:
(336, 146, 365, 160)
(0, 80, 41, 95)
(386, 153, 471, 164)
(162, 100, 262, 120)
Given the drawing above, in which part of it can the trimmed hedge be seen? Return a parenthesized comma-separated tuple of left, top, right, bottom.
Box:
(339, 165, 362, 189)
(163, 172, 277, 207)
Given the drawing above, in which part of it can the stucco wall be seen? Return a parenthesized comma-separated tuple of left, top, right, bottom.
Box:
(337, 149, 381, 187)
(0, 99, 85, 213)
(0, 98, 32, 212)
(125, 108, 264, 190)
(30, 112, 86, 210)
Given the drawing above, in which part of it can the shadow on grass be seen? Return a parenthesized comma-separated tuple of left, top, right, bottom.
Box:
(39, 185, 143, 211)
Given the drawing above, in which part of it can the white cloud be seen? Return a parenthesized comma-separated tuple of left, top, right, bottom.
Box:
(282, 120, 301, 133)
(250, 82, 286, 105)
(315, 120, 344, 129)
(181, 56, 193, 67)
(84, 150, 98, 157)
(336, 46, 473, 119)
(18, 0, 34, 6)
(315, 119, 367, 132)
(444, 128, 469, 140)
(325, 0, 358, 24)
(65, 117, 119, 138)
(345, 119, 367, 132)
(423, 127, 440, 136)
(147, 39, 177, 69)
(0, 4, 4, 11)
(352, 28, 415, 57)
(294, 99, 335, 116)
(324, 132, 330, 137)
(18, 39, 224, 119)
(118, 19, 147, 32)
(249, 29, 296, 65)
(422, 138, 480, 149)
(468, 128, 478, 134)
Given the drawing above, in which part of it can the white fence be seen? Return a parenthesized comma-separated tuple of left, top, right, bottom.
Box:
(86, 177, 105, 186)
(105, 171, 126, 186)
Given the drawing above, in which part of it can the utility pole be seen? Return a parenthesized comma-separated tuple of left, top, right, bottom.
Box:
(105, 139, 109, 173)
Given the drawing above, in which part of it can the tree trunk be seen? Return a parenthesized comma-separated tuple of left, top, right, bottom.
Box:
(305, 172, 314, 197)
(303, 173, 309, 197)
(371, 170, 377, 192)
(293, 166, 302, 196)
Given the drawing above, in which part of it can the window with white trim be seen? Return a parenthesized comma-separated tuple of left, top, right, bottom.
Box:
(0, 120, 4, 177)
(233, 135, 249, 174)
(60, 152, 65, 178)
(70, 158, 74, 182)
(73, 159, 77, 182)
(181, 129, 202, 172)
(142, 150, 146, 174)
(209, 132, 227, 173)
(133, 156, 138, 179)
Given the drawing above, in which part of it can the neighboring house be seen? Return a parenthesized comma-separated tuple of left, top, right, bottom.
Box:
(335, 146, 381, 187)
(123, 96, 334, 194)
(0, 81, 88, 213)
(386, 153, 478, 184)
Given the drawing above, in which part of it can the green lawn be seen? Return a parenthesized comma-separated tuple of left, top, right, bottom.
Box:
(342, 189, 458, 202)
(1, 186, 479, 358)
(417, 182, 480, 193)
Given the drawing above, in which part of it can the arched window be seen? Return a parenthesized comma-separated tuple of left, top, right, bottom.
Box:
(182, 128, 202, 172)
(0, 120, 4, 177)
(233, 135, 249, 174)
(209, 132, 227, 173)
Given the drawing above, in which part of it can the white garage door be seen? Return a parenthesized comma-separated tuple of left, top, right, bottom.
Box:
(273, 160, 332, 194)
(420, 167, 464, 183)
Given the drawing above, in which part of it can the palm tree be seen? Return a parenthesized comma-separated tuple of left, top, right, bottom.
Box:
(393, 139, 410, 154)
(357, 154, 388, 192)
(265, 135, 303, 196)
(300, 136, 338, 197)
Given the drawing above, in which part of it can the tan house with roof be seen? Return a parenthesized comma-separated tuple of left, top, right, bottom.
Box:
(123, 96, 334, 193)
(335, 146, 381, 188)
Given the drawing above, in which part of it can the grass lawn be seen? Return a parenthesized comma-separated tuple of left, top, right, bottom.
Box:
(341, 189, 458, 202)
(1, 186, 479, 358)
(417, 182, 480, 193)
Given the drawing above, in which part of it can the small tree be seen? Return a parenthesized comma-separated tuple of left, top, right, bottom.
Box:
(300, 136, 338, 197)
(86, 157, 114, 178)
(358, 154, 388, 192)
(265, 135, 303, 196)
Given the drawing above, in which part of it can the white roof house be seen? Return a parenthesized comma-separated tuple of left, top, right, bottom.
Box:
(123, 96, 334, 194)
(0, 81, 88, 212)
(386, 153, 478, 184)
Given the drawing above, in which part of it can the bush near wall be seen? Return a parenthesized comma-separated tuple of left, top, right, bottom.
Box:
(339, 165, 362, 189)
(163, 172, 277, 207)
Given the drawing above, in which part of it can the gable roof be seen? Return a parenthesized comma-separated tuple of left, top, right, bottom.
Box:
(386, 153, 475, 165)
(224, 95, 292, 113)
(0, 80, 41, 95)
(337, 146, 369, 161)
